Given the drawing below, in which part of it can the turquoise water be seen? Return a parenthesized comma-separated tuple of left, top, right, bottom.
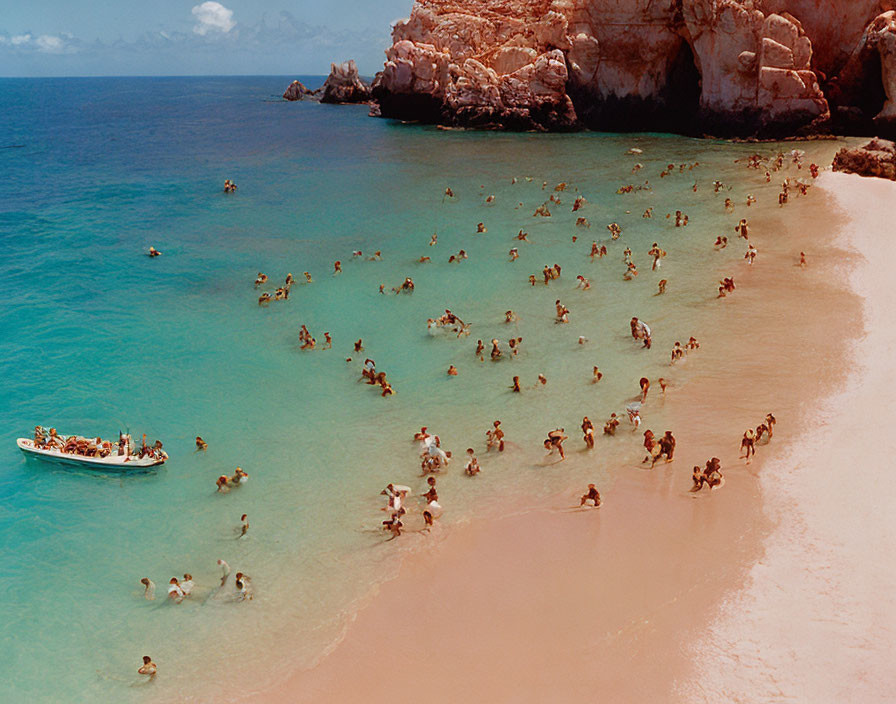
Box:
(0, 76, 843, 701)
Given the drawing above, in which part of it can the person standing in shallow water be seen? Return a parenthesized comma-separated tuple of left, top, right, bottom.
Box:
(138, 656, 157, 678)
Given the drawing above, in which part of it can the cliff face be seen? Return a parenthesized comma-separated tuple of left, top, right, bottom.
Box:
(371, 0, 896, 136)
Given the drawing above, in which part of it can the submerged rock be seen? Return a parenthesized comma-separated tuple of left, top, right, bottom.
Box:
(369, 0, 896, 137)
(282, 80, 312, 101)
(320, 60, 372, 104)
(832, 138, 896, 179)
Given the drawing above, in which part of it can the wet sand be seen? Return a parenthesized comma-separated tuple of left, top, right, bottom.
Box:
(247, 169, 875, 703)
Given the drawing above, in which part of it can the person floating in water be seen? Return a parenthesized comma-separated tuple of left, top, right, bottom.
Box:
(148, 246, 161, 257)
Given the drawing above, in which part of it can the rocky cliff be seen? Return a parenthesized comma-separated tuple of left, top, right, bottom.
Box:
(370, 0, 896, 136)
(320, 60, 372, 104)
(833, 137, 896, 178)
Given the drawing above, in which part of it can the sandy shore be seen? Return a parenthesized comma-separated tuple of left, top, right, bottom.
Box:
(246, 170, 889, 703)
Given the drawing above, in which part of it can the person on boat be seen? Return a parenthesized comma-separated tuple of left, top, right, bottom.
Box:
(195, 436, 207, 451)
(580, 484, 601, 507)
(140, 577, 155, 600)
(180, 574, 195, 597)
(33, 426, 45, 447)
(148, 246, 161, 257)
(167, 577, 185, 603)
(138, 656, 157, 678)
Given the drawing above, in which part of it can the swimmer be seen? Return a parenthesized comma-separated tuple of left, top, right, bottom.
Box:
(657, 279, 667, 294)
(167, 577, 185, 603)
(537, 373, 547, 386)
(180, 574, 194, 597)
(528, 274, 537, 286)
(354, 339, 364, 353)
(218, 559, 231, 586)
(464, 448, 481, 476)
(324, 332, 332, 349)
(714, 236, 728, 249)
(447, 365, 458, 376)
(258, 293, 271, 306)
(195, 436, 207, 451)
(582, 417, 595, 449)
(148, 246, 161, 257)
(578, 335, 587, 345)
(686, 336, 699, 350)
(475, 339, 485, 360)
(254, 273, 267, 288)
(234, 572, 253, 600)
(429, 233, 438, 247)
(421, 476, 438, 503)
(422, 510, 435, 529)
(140, 577, 155, 600)
(240, 514, 249, 537)
(509, 247, 519, 261)
(544, 429, 568, 460)
(511, 375, 521, 392)
(486, 420, 506, 452)
(592, 366, 603, 383)
(334, 261, 342, 275)
(216, 475, 231, 493)
(491, 339, 502, 361)
(444, 187, 454, 200)
(671, 342, 684, 364)
(580, 483, 601, 507)
(304, 271, 313, 283)
(476, 222, 487, 233)
(643, 208, 653, 218)
(640, 376, 650, 402)
(504, 310, 519, 323)
(576, 275, 592, 290)
(138, 656, 157, 678)
(603, 413, 620, 436)
(517, 230, 529, 241)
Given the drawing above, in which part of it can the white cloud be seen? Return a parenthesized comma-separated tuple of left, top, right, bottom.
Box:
(11, 34, 32, 46)
(192, 2, 235, 36)
(36, 35, 65, 53)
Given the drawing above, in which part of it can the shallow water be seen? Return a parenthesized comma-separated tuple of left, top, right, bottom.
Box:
(0, 76, 848, 701)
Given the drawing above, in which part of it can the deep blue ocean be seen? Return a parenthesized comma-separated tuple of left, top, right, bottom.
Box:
(0, 76, 846, 702)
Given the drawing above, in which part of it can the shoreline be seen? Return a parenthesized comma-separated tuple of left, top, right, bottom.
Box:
(244, 170, 870, 702)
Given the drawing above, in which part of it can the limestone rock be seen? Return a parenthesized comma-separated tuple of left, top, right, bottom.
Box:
(368, 0, 896, 136)
(320, 60, 372, 104)
(832, 137, 896, 179)
(282, 80, 311, 101)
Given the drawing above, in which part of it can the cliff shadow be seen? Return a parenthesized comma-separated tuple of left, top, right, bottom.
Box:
(830, 46, 888, 136)
(568, 38, 702, 136)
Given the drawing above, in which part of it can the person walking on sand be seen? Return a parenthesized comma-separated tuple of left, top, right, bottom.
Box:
(741, 428, 756, 460)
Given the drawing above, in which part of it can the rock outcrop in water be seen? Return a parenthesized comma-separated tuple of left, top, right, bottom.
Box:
(832, 137, 896, 179)
(370, 0, 896, 137)
(283, 80, 312, 101)
(320, 60, 373, 104)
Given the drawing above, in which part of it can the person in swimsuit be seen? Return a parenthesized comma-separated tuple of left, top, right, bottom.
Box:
(138, 656, 157, 678)
(580, 484, 601, 507)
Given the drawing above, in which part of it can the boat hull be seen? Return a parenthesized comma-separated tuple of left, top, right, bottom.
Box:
(16, 439, 167, 469)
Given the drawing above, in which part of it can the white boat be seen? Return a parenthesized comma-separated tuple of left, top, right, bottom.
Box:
(17, 438, 168, 469)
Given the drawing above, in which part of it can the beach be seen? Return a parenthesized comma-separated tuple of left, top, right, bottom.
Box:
(3, 76, 891, 703)
(252, 171, 895, 703)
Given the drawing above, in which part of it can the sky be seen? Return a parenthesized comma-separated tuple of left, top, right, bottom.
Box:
(0, 1, 413, 76)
